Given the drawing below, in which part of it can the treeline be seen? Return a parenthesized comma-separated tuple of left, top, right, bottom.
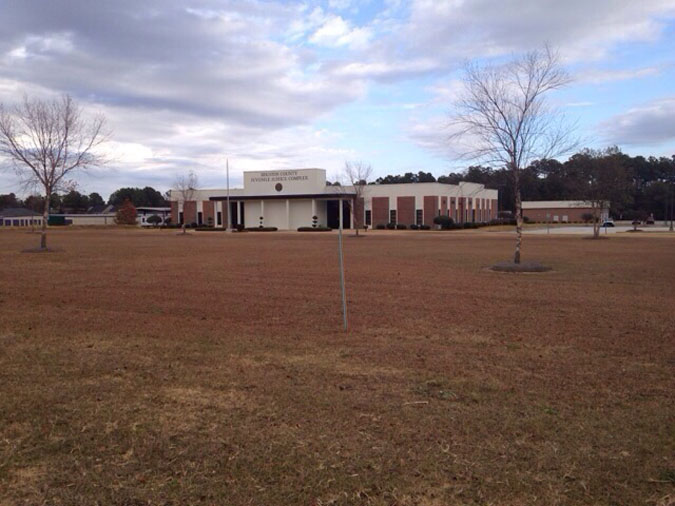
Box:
(0, 186, 168, 213)
(373, 148, 675, 220)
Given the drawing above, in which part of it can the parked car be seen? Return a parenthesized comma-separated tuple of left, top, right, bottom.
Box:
(601, 220, 615, 227)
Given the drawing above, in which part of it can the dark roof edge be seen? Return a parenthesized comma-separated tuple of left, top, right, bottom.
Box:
(209, 192, 355, 201)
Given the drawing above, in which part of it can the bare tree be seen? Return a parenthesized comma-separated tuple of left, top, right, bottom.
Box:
(449, 46, 577, 263)
(173, 170, 198, 234)
(0, 94, 108, 250)
(342, 161, 373, 237)
(573, 147, 631, 239)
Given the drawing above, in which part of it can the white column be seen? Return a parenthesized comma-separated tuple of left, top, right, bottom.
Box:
(237, 201, 242, 226)
(311, 198, 316, 219)
(260, 200, 264, 227)
(286, 199, 290, 230)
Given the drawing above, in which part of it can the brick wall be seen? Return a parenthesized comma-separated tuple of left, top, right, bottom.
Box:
(183, 201, 197, 225)
(523, 207, 596, 222)
(171, 201, 179, 224)
(203, 201, 215, 226)
(441, 197, 448, 217)
(396, 196, 415, 225)
(423, 196, 437, 226)
(372, 197, 389, 226)
(353, 197, 365, 228)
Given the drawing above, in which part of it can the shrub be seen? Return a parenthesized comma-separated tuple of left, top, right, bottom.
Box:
(244, 226, 278, 232)
(115, 199, 137, 225)
(433, 215, 454, 229)
(297, 226, 331, 232)
(396, 224, 407, 230)
(523, 216, 531, 223)
(386, 222, 396, 230)
(195, 227, 228, 232)
(581, 213, 594, 223)
(234, 224, 245, 232)
(419, 224, 431, 230)
(147, 214, 162, 227)
(375, 224, 385, 230)
(409, 223, 419, 230)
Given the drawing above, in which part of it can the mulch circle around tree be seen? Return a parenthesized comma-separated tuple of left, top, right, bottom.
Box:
(490, 261, 552, 273)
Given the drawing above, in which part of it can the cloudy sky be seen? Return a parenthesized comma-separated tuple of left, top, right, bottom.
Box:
(1, 0, 674, 198)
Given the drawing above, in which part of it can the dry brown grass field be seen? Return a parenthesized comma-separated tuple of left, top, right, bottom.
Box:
(1, 228, 673, 506)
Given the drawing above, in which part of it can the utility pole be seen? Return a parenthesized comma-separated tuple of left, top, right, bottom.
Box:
(226, 158, 230, 231)
(338, 198, 348, 331)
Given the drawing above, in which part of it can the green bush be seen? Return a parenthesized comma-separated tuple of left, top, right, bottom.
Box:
(297, 226, 331, 232)
(396, 224, 407, 230)
(433, 215, 454, 229)
(420, 224, 431, 230)
(409, 223, 419, 230)
(244, 227, 278, 232)
(146, 214, 162, 226)
(386, 222, 396, 230)
(375, 224, 385, 230)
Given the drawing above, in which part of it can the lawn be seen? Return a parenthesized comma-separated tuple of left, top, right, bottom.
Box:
(1, 228, 673, 505)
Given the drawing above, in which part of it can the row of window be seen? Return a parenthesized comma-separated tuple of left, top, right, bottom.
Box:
(368, 206, 494, 225)
(1, 218, 42, 227)
(178, 211, 223, 226)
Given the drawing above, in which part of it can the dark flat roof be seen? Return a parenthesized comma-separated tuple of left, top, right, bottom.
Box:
(210, 192, 355, 201)
(0, 208, 41, 217)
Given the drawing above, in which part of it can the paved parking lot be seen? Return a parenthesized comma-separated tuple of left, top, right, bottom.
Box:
(524, 224, 674, 235)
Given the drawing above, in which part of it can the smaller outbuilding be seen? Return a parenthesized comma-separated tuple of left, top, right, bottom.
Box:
(0, 208, 43, 227)
(522, 201, 609, 223)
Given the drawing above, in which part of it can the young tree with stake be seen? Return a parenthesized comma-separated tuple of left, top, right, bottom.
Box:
(343, 161, 373, 237)
(173, 170, 198, 234)
(449, 46, 577, 264)
(0, 94, 108, 250)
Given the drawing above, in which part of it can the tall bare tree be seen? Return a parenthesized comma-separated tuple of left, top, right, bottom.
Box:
(449, 46, 577, 263)
(173, 170, 198, 234)
(343, 161, 373, 236)
(572, 147, 632, 238)
(0, 94, 108, 250)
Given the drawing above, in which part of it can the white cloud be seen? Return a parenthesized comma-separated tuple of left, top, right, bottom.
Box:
(600, 97, 675, 145)
(577, 65, 664, 84)
(309, 15, 372, 50)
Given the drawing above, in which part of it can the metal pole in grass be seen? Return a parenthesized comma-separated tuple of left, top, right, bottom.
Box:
(225, 158, 230, 231)
(338, 198, 348, 331)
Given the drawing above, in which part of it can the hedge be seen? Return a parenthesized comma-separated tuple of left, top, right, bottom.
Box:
(244, 226, 278, 232)
(297, 226, 331, 232)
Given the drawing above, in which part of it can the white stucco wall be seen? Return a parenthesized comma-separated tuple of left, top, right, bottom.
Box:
(289, 199, 312, 229)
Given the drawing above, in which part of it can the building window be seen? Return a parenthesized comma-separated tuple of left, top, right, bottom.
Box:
(365, 210, 371, 226)
(389, 209, 397, 224)
(197, 211, 203, 225)
(416, 209, 423, 225)
(217, 211, 222, 225)
(179, 212, 184, 224)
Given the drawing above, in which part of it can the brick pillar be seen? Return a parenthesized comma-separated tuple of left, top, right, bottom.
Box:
(170, 201, 179, 224)
(423, 196, 437, 226)
(396, 196, 415, 226)
(372, 197, 389, 226)
(203, 201, 215, 226)
(183, 201, 197, 225)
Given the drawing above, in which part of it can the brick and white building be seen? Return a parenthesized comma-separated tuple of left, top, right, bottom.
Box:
(522, 201, 610, 223)
(168, 168, 498, 230)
